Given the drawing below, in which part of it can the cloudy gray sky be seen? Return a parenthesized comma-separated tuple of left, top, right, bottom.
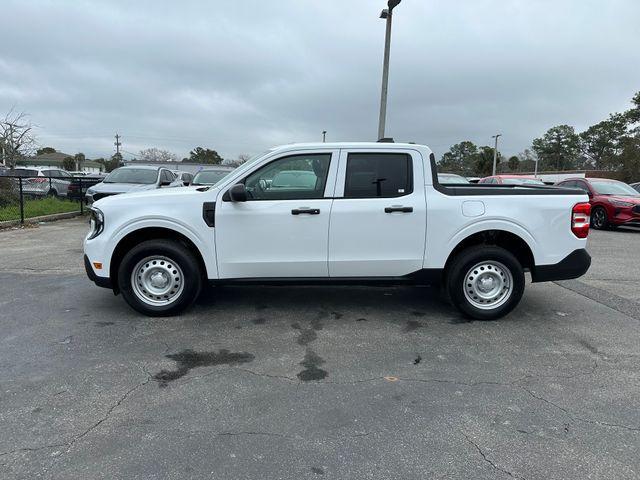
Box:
(1, 0, 638, 160)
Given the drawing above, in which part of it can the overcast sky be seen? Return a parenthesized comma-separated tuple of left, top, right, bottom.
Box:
(1, 0, 638, 160)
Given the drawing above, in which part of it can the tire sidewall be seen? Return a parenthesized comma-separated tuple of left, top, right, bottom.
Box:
(447, 246, 525, 321)
(118, 240, 202, 316)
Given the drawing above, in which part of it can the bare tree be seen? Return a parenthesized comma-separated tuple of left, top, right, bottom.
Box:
(0, 109, 37, 168)
(138, 147, 178, 163)
(225, 153, 251, 167)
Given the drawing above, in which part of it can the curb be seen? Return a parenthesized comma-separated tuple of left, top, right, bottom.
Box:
(0, 211, 85, 230)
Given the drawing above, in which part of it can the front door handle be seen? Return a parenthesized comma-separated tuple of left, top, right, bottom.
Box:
(384, 206, 413, 213)
(291, 208, 320, 215)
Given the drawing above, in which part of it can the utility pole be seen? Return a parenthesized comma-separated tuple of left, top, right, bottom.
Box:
(322, 131, 327, 143)
(491, 134, 502, 176)
(114, 133, 121, 155)
(377, 0, 401, 141)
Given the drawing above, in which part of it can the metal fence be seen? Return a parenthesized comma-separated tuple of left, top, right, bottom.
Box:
(0, 174, 102, 224)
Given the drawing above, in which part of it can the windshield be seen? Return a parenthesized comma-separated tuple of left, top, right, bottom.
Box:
(192, 170, 230, 186)
(502, 178, 545, 185)
(438, 173, 469, 184)
(104, 168, 158, 184)
(591, 180, 639, 196)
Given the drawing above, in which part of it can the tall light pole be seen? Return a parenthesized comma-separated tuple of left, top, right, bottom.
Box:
(377, 0, 401, 141)
(491, 134, 502, 175)
(322, 130, 327, 143)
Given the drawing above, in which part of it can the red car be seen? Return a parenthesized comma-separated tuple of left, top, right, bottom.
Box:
(555, 178, 640, 229)
(478, 175, 545, 185)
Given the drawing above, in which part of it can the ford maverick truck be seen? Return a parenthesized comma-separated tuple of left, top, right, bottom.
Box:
(83, 142, 591, 320)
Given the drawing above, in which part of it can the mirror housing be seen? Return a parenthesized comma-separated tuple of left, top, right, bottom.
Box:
(229, 183, 248, 202)
(159, 180, 172, 187)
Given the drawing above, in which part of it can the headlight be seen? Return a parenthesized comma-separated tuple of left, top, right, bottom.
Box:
(609, 199, 635, 207)
(86, 187, 95, 195)
(87, 207, 104, 240)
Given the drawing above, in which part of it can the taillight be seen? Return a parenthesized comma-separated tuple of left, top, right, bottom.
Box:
(28, 177, 47, 183)
(572, 203, 591, 238)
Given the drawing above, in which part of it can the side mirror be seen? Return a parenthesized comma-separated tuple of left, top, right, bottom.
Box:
(229, 183, 247, 202)
(159, 181, 172, 187)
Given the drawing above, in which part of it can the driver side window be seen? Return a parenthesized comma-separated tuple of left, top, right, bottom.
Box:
(244, 153, 331, 200)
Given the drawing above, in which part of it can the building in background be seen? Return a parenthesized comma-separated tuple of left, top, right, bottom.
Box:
(18, 151, 103, 173)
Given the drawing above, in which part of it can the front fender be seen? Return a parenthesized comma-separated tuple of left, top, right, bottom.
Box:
(102, 216, 215, 279)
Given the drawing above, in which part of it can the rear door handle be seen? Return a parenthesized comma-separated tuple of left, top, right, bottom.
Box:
(291, 208, 320, 215)
(384, 206, 413, 213)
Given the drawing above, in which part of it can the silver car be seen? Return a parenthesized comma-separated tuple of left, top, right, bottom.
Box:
(86, 165, 182, 203)
(14, 167, 73, 197)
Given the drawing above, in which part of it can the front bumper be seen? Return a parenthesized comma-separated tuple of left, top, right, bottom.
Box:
(84, 254, 112, 289)
(531, 249, 591, 283)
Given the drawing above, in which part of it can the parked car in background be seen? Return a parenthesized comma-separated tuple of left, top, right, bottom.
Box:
(631, 182, 640, 193)
(67, 173, 106, 201)
(437, 173, 470, 184)
(192, 169, 232, 186)
(555, 178, 640, 229)
(12, 166, 72, 197)
(85, 166, 182, 203)
(171, 171, 194, 186)
(479, 175, 545, 185)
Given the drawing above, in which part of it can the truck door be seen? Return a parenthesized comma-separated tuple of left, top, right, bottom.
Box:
(215, 150, 338, 278)
(328, 149, 426, 277)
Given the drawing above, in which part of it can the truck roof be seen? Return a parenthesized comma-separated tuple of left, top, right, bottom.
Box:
(270, 142, 431, 152)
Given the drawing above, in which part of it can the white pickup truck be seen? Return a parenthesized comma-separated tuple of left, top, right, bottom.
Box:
(83, 142, 592, 320)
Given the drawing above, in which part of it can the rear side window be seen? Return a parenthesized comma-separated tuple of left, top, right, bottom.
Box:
(344, 153, 412, 198)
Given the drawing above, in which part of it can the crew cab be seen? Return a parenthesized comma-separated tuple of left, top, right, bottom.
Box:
(83, 142, 592, 320)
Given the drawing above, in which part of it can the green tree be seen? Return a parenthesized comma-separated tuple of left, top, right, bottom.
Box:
(438, 141, 478, 175)
(474, 146, 500, 177)
(618, 135, 640, 183)
(532, 125, 580, 171)
(624, 91, 640, 135)
(36, 147, 56, 155)
(507, 155, 520, 172)
(62, 156, 75, 171)
(102, 152, 123, 172)
(182, 147, 223, 165)
(579, 113, 627, 170)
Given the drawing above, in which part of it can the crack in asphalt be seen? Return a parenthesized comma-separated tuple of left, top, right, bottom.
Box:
(0, 368, 152, 460)
(463, 433, 525, 480)
(519, 385, 640, 433)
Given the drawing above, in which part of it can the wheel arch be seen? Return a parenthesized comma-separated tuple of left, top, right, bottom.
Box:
(109, 227, 207, 293)
(444, 229, 535, 274)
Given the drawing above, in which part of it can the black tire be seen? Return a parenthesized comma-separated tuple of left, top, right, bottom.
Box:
(446, 246, 525, 321)
(118, 239, 202, 317)
(47, 189, 58, 197)
(591, 206, 608, 230)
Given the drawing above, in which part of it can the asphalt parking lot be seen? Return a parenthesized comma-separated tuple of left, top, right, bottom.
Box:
(1, 217, 639, 479)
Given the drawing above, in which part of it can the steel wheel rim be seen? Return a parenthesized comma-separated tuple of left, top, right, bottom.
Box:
(131, 256, 184, 307)
(593, 208, 605, 228)
(463, 261, 513, 310)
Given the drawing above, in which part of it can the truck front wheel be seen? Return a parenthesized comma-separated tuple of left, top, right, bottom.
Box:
(446, 246, 525, 320)
(118, 239, 202, 316)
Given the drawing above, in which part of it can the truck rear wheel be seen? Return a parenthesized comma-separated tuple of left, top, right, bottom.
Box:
(446, 246, 524, 320)
(118, 239, 202, 317)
